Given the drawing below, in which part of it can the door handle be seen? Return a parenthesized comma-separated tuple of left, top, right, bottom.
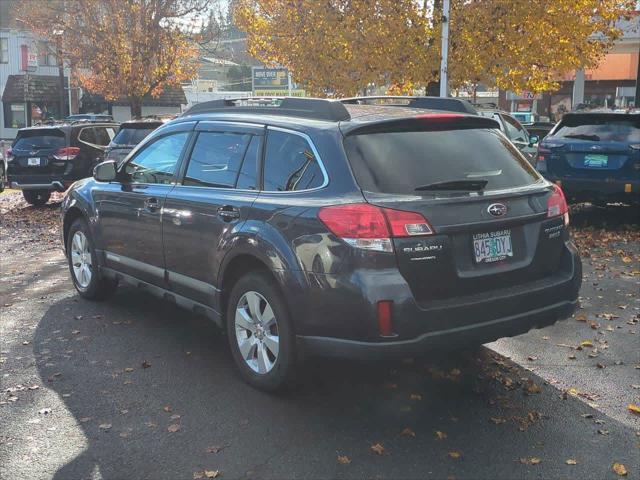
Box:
(217, 206, 240, 221)
(144, 197, 160, 213)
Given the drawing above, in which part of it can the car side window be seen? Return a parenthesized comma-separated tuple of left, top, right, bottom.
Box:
(94, 127, 112, 146)
(263, 130, 324, 192)
(183, 132, 252, 188)
(502, 115, 529, 143)
(125, 132, 190, 185)
(78, 127, 96, 145)
(236, 135, 261, 190)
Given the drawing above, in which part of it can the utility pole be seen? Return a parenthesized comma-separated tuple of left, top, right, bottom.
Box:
(439, 0, 450, 98)
(54, 29, 66, 118)
(635, 42, 640, 108)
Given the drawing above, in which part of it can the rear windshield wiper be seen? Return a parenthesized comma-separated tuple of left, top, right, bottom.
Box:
(562, 134, 600, 141)
(415, 179, 488, 191)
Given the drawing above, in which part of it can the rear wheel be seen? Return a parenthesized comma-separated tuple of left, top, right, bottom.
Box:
(67, 218, 117, 300)
(22, 189, 51, 206)
(226, 272, 297, 392)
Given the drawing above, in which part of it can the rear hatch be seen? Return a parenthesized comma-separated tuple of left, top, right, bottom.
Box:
(9, 128, 68, 176)
(105, 123, 160, 163)
(538, 113, 640, 180)
(342, 116, 567, 302)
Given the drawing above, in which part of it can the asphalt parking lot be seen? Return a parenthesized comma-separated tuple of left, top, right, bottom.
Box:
(1, 191, 638, 480)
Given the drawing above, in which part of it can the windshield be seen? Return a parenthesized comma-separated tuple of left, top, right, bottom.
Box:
(111, 126, 157, 146)
(554, 116, 640, 142)
(13, 130, 66, 150)
(343, 128, 540, 194)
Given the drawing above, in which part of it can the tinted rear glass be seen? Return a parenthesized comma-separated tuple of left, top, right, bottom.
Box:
(344, 128, 539, 194)
(112, 126, 157, 146)
(554, 115, 640, 142)
(13, 130, 66, 150)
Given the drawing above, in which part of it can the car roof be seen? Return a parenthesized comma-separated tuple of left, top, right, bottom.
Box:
(17, 122, 119, 133)
(173, 98, 499, 135)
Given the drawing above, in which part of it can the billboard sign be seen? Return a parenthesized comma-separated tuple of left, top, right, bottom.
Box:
(506, 90, 541, 101)
(252, 67, 289, 95)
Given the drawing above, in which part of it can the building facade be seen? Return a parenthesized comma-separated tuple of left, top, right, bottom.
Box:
(0, 20, 71, 140)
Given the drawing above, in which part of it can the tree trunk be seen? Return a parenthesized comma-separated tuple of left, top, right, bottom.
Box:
(130, 97, 143, 118)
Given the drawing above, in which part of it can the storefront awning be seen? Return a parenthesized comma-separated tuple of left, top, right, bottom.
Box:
(2, 74, 68, 103)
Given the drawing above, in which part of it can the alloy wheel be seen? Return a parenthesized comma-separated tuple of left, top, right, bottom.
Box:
(71, 231, 92, 288)
(234, 291, 280, 374)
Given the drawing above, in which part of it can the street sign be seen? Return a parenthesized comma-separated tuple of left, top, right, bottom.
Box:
(27, 52, 38, 70)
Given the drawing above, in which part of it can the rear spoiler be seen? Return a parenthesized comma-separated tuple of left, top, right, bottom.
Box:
(340, 96, 479, 115)
(342, 113, 500, 136)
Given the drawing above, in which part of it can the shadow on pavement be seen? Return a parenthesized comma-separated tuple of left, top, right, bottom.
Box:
(569, 203, 639, 229)
(33, 287, 639, 480)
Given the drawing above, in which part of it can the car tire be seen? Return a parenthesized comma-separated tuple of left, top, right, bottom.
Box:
(22, 189, 51, 206)
(67, 218, 118, 300)
(226, 271, 297, 392)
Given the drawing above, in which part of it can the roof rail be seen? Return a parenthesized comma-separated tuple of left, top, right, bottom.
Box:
(340, 96, 478, 115)
(181, 97, 351, 122)
(69, 119, 118, 125)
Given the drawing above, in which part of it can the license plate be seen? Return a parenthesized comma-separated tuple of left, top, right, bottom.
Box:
(584, 154, 608, 168)
(473, 229, 513, 263)
(27, 157, 41, 166)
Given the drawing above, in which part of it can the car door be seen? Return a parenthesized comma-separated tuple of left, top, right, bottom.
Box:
(162, 121, 262, 306)
(94, 124, 194, 287)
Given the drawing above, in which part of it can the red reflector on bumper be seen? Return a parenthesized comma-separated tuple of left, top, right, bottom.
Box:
(377, 300, 394, 337)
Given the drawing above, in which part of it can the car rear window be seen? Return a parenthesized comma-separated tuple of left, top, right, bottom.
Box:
(13, 130, 66, 150)
(553, 115, 640, 142)
(343, 128, 540, 194)
(112, 126, 157, 146)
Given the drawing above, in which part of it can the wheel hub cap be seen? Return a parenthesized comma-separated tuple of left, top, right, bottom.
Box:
(70, 231, 92, 289)
(234, 291, 279, 374)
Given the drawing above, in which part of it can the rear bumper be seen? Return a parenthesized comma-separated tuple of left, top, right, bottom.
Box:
(546, 176, 640, 204)
(8, 175, 70, 191)
(296, 242, 581, 359)
(299, 299, 577, 359)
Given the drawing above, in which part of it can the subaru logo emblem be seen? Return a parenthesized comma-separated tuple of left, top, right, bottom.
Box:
(487, 203, 507, 217)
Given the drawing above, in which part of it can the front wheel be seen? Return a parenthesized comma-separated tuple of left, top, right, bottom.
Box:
(22, 189, 51, 206)
(226, 272, 297, 392)
(67, 218, 117, 300)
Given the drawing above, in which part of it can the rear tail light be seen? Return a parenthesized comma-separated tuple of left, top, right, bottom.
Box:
(53, 146, 80, 160)
(318, 203, 433, 253)
(536, 155, 547, 173)
(377, 300, 395, 337)
(547, 184, 569, 226)
(6, 148, 13, 161)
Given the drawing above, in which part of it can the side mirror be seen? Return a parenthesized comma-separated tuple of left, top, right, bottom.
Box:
(529, 135, 539, 146)
(93, 160, 117, 182)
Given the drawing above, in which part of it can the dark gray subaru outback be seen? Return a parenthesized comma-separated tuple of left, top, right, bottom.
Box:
(60, 97, 581, 391)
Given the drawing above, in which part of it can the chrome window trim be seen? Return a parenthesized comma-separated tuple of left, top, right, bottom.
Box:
(262, 126, 329, 194)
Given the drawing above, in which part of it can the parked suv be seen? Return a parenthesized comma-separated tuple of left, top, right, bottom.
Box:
(60, 97, 581, 391)
(104, 116, 174, 164)
(478, 108, 539, 162)
(7, 121, 119, 205)
(536, 111, 640, 205)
